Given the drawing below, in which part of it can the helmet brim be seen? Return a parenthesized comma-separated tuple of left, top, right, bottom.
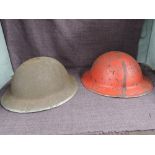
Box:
(81, 70, 153, 98)
(1, 75, 78, 113)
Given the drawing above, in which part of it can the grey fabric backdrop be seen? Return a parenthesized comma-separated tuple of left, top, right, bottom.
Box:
(1, 19, 143, 70)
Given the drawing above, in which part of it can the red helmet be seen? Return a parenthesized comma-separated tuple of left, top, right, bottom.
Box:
(81, 51, 153, 98)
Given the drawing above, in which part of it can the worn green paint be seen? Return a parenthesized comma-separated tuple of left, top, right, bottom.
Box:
(1, 57, 78, 113)
(0, 22, 14, 89)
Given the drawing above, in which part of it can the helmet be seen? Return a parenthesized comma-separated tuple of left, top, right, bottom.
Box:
(81, 51, 153, 98)
(1, 57, 78, 113)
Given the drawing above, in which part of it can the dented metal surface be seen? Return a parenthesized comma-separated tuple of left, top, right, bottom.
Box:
(81, 51, 153, 98)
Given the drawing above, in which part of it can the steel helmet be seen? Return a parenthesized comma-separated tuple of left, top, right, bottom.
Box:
(81, 51, 153, 98)
(1, 57, 78, 113)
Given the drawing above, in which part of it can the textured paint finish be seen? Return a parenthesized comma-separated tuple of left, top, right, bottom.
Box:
(81, 51, 153, 98)
(0, 22, 14, 89)
(1, 57, 78, 113)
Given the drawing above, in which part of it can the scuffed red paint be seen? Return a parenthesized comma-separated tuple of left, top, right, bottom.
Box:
(81, 51, 153, 98)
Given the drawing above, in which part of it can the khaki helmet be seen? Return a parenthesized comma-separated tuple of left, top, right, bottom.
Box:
(1, 57, 78, 113)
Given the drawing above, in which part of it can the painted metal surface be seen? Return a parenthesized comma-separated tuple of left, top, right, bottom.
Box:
(1, 57, 78, 113)
(81, 51, 153, 98)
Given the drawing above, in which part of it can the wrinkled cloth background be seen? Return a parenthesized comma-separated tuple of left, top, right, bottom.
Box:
(1, 19, 155, 135)
(1, 19, 143, 69)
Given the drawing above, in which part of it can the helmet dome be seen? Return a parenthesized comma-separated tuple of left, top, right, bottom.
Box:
(81, 51, 153, 98)
(1, 57, 78, 113)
